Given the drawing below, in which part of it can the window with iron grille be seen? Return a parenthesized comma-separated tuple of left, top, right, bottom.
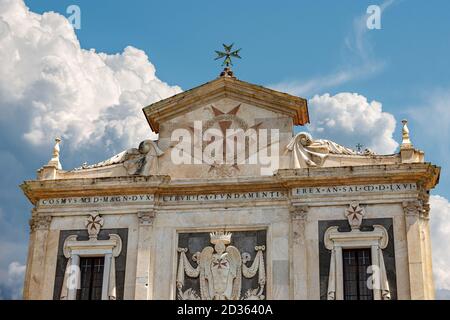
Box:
(76, 257, 104, 300)
(343, 249, 373, 300)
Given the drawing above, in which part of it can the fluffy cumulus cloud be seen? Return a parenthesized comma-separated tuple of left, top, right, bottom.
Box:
(307, 93, 398, 154)
(0, 0, 182, 299)
(0, 261, 25, 300)
(0, 0, 448, 301)
(0, 0, 182, 153)
(430, 195, 450, 298)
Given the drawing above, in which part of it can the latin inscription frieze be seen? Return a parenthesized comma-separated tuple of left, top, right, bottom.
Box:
(160, 191, 286, 203)
(37, 183, 417, 207)
(39, 194, 154, 206)
(293, 183, 417, 196)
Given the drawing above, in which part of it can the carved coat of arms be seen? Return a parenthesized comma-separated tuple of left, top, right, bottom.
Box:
(176, 231, 266, 300)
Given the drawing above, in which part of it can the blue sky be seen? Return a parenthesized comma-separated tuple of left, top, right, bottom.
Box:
(0, 0, 450, 299)
(24, 0, 450, 196)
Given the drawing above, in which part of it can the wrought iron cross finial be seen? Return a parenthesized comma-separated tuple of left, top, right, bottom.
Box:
(214, 43, 242, 67)
(356, 143, 363, 153)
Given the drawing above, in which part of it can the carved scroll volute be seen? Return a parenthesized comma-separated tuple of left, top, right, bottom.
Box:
(324, 226, 339, 251)
(373, 225, 389, 249)
(63, 235, 78, 258)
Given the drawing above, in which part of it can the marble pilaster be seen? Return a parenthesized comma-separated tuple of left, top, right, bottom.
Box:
(24, 213, 52, 299)
(134, 210, 156, 300)
(290, 204, 308, 299)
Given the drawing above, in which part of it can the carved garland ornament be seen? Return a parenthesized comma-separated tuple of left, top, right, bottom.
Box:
(176, 231, 266, 300)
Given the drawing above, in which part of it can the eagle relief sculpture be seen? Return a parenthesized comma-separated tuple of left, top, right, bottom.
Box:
(176, 231, 266, 300)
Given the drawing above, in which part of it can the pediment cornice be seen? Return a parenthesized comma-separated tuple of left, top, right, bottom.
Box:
(20, 163, 439, 205)
(142, 77, 309, 133)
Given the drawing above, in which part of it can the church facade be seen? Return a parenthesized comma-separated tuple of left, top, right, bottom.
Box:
(21, 70, 440, 300)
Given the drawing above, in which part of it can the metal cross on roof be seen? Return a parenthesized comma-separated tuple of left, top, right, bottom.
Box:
(214, 43, 242, 67)
(356, 143, 363, 153)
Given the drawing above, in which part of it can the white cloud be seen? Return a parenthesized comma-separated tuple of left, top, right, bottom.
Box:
(0, 0, 182, 153)
(7, 262, 25, 282)
(0, 0, 183, 299)
(344, 0, 394, 63)
(0, 235, 28, 300)
(430, 195, 450, 295)
(306, 92, 398, 154)
(0, 0, 447, 301)
(408, 89, 450, 158)
(0, 261, 25, 300)
(436, 289, 450, 300)
(269, 64, 384, 98)
(269, 0, 395, 96)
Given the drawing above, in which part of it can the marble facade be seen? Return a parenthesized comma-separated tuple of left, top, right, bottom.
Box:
(21, 73, 440, 300)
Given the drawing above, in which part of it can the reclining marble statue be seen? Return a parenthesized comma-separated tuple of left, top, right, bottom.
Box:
(286, 132, 371, 168)
(74, 139, 163, 175)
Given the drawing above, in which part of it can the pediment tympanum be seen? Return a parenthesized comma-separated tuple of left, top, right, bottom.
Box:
(143, 76, 309, 133)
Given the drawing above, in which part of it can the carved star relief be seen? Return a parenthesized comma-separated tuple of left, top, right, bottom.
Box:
(212, 258, 229, 269)
(345, 202, 365, 230)
(208, 105, 263, 172)
(167, 104, 268, 176)
(85, 213, 104, 239)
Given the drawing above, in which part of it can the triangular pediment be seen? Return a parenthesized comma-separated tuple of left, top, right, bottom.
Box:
(142, 76, 309, 133)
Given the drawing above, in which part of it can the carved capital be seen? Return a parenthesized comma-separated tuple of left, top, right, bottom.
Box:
(290, 205, 309, 221)
(403, 200, 423, 218)
(138, 211, 156, 226)
(418, 185, 431, 219)
(421, 204, 430, 220)
(29, 215, 52, 232)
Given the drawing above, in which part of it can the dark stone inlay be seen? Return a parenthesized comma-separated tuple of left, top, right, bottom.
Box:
(177, 230, 267, 300)
(318, 218, 397, 300)
(53, 228, 128, 300)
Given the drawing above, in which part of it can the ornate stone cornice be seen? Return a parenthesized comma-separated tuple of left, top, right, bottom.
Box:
(138, 211, 156, 226)
(29, 215, 52, 232)
(324, 224, 389, 250)
(20, 175, 170, 205)
(277, 163, 440, 190)
(142, 76, 309, 133)
(20, 163, 440, 207)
